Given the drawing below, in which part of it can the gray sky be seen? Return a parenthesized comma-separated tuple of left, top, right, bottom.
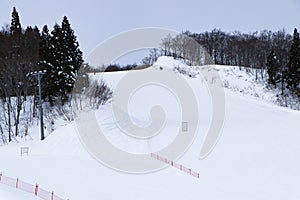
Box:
(1, 0, 300, 60)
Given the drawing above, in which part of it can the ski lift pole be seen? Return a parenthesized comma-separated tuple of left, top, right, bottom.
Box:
(32, 71, 46, 140)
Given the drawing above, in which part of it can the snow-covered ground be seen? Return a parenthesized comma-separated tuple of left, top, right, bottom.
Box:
(0, 184, 39, 200)
(1, 56, 300, 199)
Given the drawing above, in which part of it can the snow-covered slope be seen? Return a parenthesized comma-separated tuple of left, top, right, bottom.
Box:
(154, 56, 279, 105)
(1, 56, 300, 200)
(0, 184, 39, 200)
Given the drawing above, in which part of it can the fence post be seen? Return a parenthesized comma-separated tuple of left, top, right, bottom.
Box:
(16, 178, 19, 188)
(51, 191, 54, 200)
(0, 172, 2, 182)
(189, 169, 191, 175)
(35, 184, 39, 196)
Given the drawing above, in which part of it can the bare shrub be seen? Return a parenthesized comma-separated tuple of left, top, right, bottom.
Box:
(85, 80, 113, 109)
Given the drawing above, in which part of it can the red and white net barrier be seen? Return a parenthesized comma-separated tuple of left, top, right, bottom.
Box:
(0, 172, 66, 200)
(150, 153, 200, 179)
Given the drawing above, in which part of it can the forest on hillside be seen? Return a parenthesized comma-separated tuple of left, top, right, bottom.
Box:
(0, 7, 108, 143)
(143, 28, 300, 104)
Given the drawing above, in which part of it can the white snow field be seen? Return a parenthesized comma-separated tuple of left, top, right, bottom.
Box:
(1, 56, 300, 199)
(0, 183, 40, 200)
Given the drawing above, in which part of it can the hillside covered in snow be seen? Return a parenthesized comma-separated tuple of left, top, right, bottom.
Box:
(0, 56, 300, 200)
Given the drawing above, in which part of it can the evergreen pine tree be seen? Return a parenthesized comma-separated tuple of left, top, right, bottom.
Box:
(60, 16, 83, 94)
(47, 23, 64, 103)
(266, 50, 280, 87)
(10, 7, 21, 35)
(45, 17, 83, 105)
(39, 25, 51, 66)
(39, 25, 54, 102)
(24, 26, 40, 60)
(287, 28, 300, 93)
(9, 7, 22, 57)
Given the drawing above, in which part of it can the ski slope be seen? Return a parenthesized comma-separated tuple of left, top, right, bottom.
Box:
(1, 57, 300, 200)
(0, 184, 39, 200)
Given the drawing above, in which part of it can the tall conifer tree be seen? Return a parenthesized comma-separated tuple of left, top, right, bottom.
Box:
(44, 17, 83, 104)
(10, 7, 21, 35)
(287, 28, 300, 93)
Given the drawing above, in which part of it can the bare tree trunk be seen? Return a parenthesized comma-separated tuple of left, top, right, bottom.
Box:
(7, 97, 12, 142)
(15, 96, 22, 136)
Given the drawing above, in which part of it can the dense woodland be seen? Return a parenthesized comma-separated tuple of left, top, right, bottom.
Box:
(0, 7, 85, 102)
(0, 7, 85, 142)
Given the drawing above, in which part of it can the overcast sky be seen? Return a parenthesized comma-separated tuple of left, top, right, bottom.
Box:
(1, 0, 300, 59)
